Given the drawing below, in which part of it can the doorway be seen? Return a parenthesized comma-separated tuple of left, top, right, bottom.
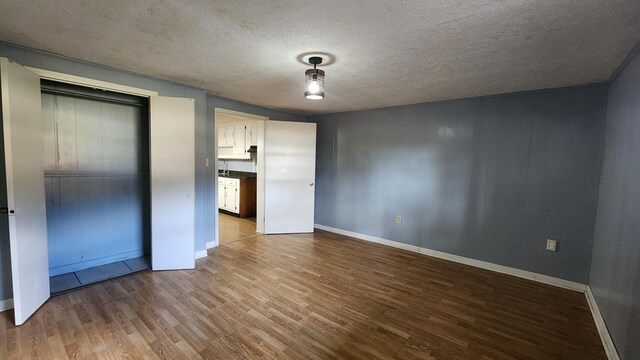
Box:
(214, 109, 266, 245)
(213, 109, 318, 247)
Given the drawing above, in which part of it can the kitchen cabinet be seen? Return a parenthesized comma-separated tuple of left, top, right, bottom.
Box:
(218, 124, 234, 147)
(218, 175, 256, 218)
(246, 121, 259, 147)
(219, 177, 239, 213)
(218, 178, 226, 209)
(233, 124, 246, 155)
(218, 122, 252, 159)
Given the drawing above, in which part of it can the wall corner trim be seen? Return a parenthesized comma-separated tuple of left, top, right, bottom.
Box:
(0, 298, 13, 313)
(313, 224, 587, 292)
(195, 250, 208, 259)
(206, 241, 217, 249)
(585, 286, 621, 360)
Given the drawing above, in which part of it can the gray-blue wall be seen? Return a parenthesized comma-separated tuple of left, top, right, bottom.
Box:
(589, 48, 640, 360)
(311, 85, 608, 283)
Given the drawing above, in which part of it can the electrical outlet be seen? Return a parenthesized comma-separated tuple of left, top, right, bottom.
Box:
(396, 216, 402, 224)
(546, 239, 557, 252)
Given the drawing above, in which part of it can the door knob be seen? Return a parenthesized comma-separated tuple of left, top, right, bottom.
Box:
(309, 182, 314, 186)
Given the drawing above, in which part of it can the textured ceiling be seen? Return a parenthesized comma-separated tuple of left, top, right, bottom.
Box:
(1, 1, 639, 115)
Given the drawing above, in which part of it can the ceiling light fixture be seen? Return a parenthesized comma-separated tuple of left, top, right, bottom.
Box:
(305, 56, 325, 100)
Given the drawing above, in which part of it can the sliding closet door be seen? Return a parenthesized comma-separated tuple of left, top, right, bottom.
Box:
(0, 58, 49, 325)
(150, 96, 195, 270)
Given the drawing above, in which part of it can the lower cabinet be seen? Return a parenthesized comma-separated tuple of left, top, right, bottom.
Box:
(218, 177, 256, 218)
(218, 178, 226, 209)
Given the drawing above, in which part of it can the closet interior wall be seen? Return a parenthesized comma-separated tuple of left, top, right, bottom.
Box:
(41, 80, 150, 276)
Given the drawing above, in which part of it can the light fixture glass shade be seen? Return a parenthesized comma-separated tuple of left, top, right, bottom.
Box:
(305, 68, 325, 100)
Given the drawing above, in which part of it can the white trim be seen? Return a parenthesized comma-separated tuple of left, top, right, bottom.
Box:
(26, 67, 159, 97)
(314, 224, 587, 292)
(0, 298, 13, 312)
(586, 286, 621, 360)
(214, 107, 269, 121)
(206, 241, 217, 249)
(195, 250, 208, 259)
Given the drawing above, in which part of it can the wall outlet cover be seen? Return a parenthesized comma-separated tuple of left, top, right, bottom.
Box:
(546, 239, 558, 252)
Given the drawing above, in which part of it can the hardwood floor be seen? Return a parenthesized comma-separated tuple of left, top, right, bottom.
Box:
(219, 212, 257, 245)
(0, 230, 605, 359)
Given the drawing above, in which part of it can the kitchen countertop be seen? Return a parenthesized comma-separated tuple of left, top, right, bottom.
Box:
(218, 171, 257, 179)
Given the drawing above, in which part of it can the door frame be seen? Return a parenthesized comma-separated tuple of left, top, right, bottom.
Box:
(26, 69, 200, 264)
(27, 68, 158, 97)
(30, 68, 162, 270)
(213, 108, 268, 248)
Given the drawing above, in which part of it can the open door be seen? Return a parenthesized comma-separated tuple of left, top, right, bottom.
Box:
(264, 121, 317, 234)
(150, 96, 195, 270)
(0, 58, 50, 325)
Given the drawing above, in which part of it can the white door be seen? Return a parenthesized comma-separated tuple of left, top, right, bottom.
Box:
(264, 121, 317, 234)
(0, 58, 50, 325)
(150, 96, 195, 270)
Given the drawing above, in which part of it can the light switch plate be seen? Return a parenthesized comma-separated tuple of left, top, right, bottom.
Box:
(546, 239, 557, 252)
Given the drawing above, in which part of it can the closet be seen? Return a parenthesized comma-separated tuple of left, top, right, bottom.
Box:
(1, 57, 195, 325)
(41, 80, 150, 290)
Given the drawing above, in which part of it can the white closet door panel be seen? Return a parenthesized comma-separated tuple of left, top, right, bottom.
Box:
(150, 96, 195, 270)
(264, 121, 316, 234)
(0, 58, 50, 325)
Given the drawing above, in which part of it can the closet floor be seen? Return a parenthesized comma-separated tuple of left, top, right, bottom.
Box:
(49, 256, 150, 295)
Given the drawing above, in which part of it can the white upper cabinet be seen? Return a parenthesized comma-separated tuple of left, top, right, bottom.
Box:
(246, 121, 259, 147)
(218, 125, 235, 147)
(218, 121, 253, 159)
(217, 126, 226, 147)
(233, 124, 246, 155)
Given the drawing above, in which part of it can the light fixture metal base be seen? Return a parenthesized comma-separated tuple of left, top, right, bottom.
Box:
(308, 56, 323, 66)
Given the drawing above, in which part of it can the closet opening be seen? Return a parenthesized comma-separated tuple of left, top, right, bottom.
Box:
(41, 80, 151, 294)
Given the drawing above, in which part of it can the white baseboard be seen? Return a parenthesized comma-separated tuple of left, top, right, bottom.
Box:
(586, 286, 620, 360)
(314, 224, 587, 292)
(206, 241, 217, 249)
(195, 250, 208, 259)
(0, 298, 13, 312)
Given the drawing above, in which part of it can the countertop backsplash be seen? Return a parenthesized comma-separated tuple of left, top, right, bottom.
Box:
(219, 159, 256, 173)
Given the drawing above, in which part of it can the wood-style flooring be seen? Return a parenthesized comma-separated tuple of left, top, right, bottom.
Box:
(0, 229, 606, 359)
(219, 212, 257, 245)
